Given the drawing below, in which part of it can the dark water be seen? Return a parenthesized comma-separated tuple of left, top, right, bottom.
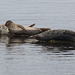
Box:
(0, 0, 75, 75)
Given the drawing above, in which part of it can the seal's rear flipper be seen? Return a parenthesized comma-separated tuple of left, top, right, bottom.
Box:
(28, 23, 35, 27)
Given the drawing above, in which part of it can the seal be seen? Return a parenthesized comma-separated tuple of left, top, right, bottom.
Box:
(30, 29, 75, 42)
(5, 20, 42, 35)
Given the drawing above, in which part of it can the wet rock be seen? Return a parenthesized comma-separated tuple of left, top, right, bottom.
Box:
(0, 24, 9, 35)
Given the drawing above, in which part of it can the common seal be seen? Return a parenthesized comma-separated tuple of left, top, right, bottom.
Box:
(5, 20, 42, 35)
(0, 23, 35, 35)
(30, 29, 75, 42)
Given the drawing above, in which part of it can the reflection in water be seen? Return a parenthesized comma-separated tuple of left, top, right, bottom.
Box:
(36, 42, 75, 55)
(38, 41, 75, 50)
(0, 35, 9, 43)
(0, 35, 75, 75)
(0, 35, 29, 44)
(0, 35, 75, 52)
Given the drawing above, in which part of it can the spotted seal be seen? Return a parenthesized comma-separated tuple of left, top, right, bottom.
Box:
(5, 20, 42, 35)
(30, 29, 75, 42)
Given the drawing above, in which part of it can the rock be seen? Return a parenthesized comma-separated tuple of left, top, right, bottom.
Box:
(0, 24, 9, 35)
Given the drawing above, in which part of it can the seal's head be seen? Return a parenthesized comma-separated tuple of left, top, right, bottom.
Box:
(5, 20, 13, 28)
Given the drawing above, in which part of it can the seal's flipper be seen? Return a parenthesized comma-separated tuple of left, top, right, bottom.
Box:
(28, 23, 35, 27)
(17, 25, 26, 31)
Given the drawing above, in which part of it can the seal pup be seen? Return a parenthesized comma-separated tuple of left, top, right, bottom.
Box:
(30, 29, 75, 42)
(5, 20, 42, 35)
